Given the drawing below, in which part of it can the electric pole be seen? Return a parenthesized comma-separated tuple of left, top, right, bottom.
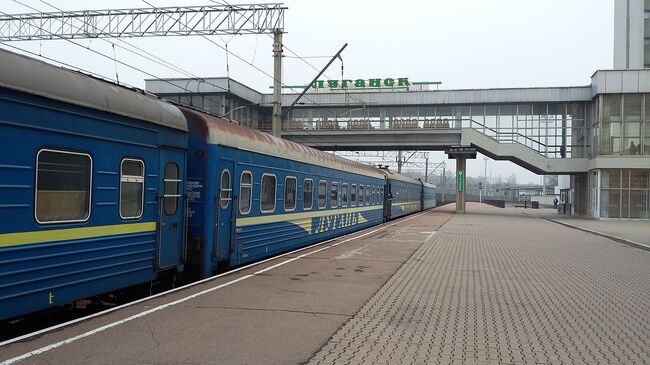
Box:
(272, 29, 283, 137)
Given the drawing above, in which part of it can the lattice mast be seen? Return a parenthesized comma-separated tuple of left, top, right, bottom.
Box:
(0, 3, 287, 136)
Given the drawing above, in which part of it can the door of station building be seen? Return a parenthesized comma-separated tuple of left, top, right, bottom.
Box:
(158, 149, 185, 269)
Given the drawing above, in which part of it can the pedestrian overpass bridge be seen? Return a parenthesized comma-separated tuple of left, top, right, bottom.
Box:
(281, 119, 591, 175)
(146, 69, 650, 219)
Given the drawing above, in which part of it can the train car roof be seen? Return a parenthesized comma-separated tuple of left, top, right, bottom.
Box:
(0, 48, 187, 132)
(422, 181, 436, 189)
(179, 106, 385, 179)
(380, 169, 424, 185)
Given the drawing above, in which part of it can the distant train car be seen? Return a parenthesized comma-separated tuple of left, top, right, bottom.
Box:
(0, 49, 188, 321)
(422, 182, 437, 210)
(179, 107, 387, 278)
(382, 170, 423, 220)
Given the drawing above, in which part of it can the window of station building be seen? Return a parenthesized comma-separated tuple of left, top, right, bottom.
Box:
(365, 185, 371, 205)
(318, 180, 327, 209)
(239, 171, 252, 215)
(624, 95, 642, 155)
(342, 183, 348, 207)
(645, 95, 650, 155)
(303, 179, 313, 210)
(219, 169, 231, 209)
(120, 158, 144, 219)
(260, 174, 276, 213)
(284, 176, 297, 211)
(331, 182, 339, 208)
(351, 184, 357, 207)
(600, 94, 622, 155)
(35, 149, 92, 223)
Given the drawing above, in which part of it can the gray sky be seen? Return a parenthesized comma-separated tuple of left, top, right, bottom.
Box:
(1, 0, 614, 183)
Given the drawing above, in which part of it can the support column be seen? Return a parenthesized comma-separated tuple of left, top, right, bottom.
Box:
(272, 29, 283, 137)
(456, 157, 466, 214)
(445, 147, 475, 214)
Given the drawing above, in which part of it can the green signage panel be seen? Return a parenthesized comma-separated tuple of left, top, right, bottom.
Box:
(457, 171, 464, 192)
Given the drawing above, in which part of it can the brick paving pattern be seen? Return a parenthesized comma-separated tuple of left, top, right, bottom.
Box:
(308, 205, 650, 364)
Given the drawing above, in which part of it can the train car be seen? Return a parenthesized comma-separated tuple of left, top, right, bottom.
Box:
(422, 182, 437, 210)
(382, 170, 423, 220)
(0, 49, 188, 321)
(179, 107, 387, 278)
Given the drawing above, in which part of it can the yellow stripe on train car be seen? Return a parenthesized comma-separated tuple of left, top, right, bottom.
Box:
(0, 222, 157, 247)
(236, 205, 383, 228)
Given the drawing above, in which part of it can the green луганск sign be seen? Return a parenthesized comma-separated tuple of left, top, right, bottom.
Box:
(277, 78, 441, 90)
(312, 77, 411, 89)
(457, 170, 464, 192)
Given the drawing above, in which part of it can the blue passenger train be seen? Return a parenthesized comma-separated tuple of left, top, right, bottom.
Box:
(0, 48, 435, 321)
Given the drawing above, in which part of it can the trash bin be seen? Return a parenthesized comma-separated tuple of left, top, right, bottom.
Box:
(531, 201, 539, 209)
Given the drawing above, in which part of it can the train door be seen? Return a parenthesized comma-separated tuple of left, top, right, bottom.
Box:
(158, 149, 185, 270)
(384, 181, 392, 222)
(215, 160, 235, 263)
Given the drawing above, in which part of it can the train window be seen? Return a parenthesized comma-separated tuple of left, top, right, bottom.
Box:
(342, 183, 348, 207)
(219, 170, 231, 209)
(260, 174, 276, 213)
(35, 149, 92, 223)
(284, 176, 297, 211)
(365, 185, 370, 205)
(303, 179, 313, 210)
(380, 187, 384, 202)
(331, 182, 338, 208)
(359, 185, 364, 206)
(239, 171, 252, 215)
(318, 180, 327, 209)
(371, 186, 375, 205)
(350, 184, 357, 207)
(164, 163, 180, 215)
(120, 158, 144, 219)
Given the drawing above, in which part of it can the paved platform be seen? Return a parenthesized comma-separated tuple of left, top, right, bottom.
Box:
(2, 204, 649, 365)
(309, 203, 650, 364)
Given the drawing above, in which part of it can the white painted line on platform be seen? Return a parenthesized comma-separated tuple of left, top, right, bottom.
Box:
(2, 210, 431, 364)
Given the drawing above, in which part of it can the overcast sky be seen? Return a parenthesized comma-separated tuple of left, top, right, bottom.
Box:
(1, 0, 614, 184)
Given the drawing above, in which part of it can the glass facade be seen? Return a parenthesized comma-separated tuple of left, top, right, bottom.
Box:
(158, 92, 259, 128)
(597, 94, 650, 155)
(598, 169, 650, 219)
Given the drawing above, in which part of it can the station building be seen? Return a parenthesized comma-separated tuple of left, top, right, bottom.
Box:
(146, 1, 650, 220)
